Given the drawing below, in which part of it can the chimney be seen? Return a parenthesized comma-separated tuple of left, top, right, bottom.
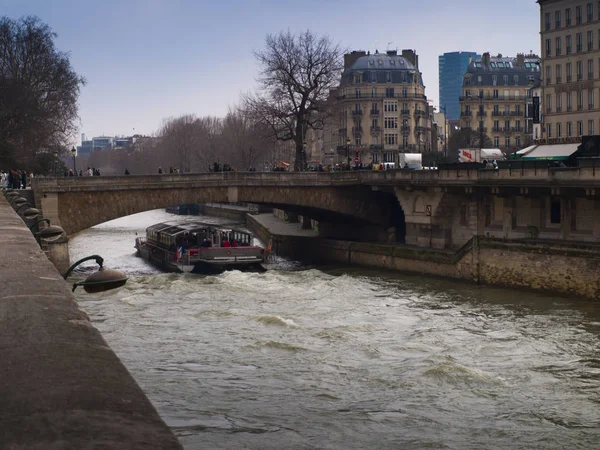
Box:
(386, 50, 397, 56)
(482, 52, 490, 66)
(344, 50, 367, 69)
(516, 53, 525, 66)
(402, 49, 418, 68)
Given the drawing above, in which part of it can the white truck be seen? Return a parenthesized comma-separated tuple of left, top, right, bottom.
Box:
(458, 148, 505, 163)
(398, 153, 423, 170)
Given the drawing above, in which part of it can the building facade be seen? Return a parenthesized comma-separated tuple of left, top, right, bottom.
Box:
(459, 53, 541, 152)
(538, 0, 600, 142)
(333, 49, 432, 167)
(439, 51, 480, 121)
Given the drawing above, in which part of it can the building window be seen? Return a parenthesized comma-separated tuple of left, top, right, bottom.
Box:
(516, 120, 521, 131)
(577, 33, 583, 52)
(355, 88, 361, 98)
(589, 59, 595, 80)
(494, 136, 500, 147)
(402, 136, 408, 148)
(548, 124, 552, 138)
(505, 120, 510, 131)
(556, 10, 562, 28)
(516, 136, 521, 149)
(566, 35, 572, 54)
(577, 5, 583, 24)
(589, 30, 594, 51)
(384, 117, 398, 129)
(545, 12, 551, 30)
(578, 121, 583, 136)
(555, 37, 562, 56)
(556, 93, 562, 112)
(384, 133, 397, 145)
(579, 90, 584, 110)
(402, 88, 407, 98)
(588, 2, 594, 21)
(503, 75, 509, 85)
(567, 121, 572, 137)
(385, 87, 394, 97)
(557, 122, 562, 138)
(567, 62, 573, 82)
(371, 72, 377, 83)
(566, 8, 572, 26)
(589, 120, 595, 135)
(505, 136, 510, 149)
(492, 75, 497, 86)
(386, 71, 392, 83)
(493, 89, 499, 99)
(577, 61, 584, 81)
(567, 92, 573, 111)
(556, 64, 562, 83)
(546, 65, 552, 85)
(355, 75, 361, 84)
(372, 88, 377, 97)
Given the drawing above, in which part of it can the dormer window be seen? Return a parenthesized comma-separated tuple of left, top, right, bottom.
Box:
(490, 62, 496, 68)
(355, 75, 361, 83)
(475, 62, 482, 68)
(497, 62, 505, 68)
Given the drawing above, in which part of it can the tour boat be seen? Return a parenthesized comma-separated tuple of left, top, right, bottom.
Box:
(135, 220, 267, 274)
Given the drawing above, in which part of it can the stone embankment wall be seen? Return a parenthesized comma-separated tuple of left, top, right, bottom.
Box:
(0, 196, 181, 449)
(248, 213, 600, 299)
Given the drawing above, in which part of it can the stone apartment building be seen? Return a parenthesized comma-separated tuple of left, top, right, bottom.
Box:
(459, 53, 541, 152)
(538, 0, 600, 141)
(329, 49, 432, 167)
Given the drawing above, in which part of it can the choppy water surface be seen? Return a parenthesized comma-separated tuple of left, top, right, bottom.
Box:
(70, 210, 600, 449)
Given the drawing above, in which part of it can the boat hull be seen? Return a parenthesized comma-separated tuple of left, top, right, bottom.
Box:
(135, 238, 266, 274)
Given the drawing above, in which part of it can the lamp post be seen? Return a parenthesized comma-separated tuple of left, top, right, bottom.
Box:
(346, 138, 351, 166)
(71, 147, 77, 175)
(53, 150, 58, 176)
(478, 92, 484, 149)
(303, 141, 307, 170)
(63, 255, 128, 293)
(440, 104, 448, 158)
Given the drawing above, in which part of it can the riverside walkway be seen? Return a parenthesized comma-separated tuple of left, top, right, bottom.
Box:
(0, 195, 181, 449)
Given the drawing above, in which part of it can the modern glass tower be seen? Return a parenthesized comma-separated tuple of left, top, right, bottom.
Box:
(439, 51, 480, 120)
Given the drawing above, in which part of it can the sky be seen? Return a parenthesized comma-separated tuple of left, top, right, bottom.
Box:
(3, 0, 540, 143)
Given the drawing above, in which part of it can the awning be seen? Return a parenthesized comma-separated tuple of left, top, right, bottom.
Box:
(516, 144, 538, 155)
(521, 143, 580, 160)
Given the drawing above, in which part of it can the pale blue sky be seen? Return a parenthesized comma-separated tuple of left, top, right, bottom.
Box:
(2, 0, 540, 142)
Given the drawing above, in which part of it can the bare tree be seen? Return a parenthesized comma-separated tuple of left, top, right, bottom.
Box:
(244, 30, 343, 170)
(0, 16, 85, 172)
(448, 128, 494, 153)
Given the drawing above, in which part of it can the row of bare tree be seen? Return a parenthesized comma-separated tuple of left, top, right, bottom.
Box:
(2, 16, 344, 174)
(83, 109, 297, 175)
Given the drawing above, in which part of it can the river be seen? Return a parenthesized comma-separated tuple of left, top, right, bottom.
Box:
(69, 210, 600, 450)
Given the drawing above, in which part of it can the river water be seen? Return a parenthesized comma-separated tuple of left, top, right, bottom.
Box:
(69, 210, 600, 450)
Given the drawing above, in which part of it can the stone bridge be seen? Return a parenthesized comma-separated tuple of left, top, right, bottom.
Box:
(32, 167, 600, 248)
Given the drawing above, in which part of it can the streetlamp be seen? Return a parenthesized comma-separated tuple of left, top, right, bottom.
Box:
(53, 150, 58, 176)
(303, 141, 307, 169)
(71, 147, 77, 175)
(440, 104, 448, 158)
(63, 255, 128, 293)
(346, 138, 351, 166)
